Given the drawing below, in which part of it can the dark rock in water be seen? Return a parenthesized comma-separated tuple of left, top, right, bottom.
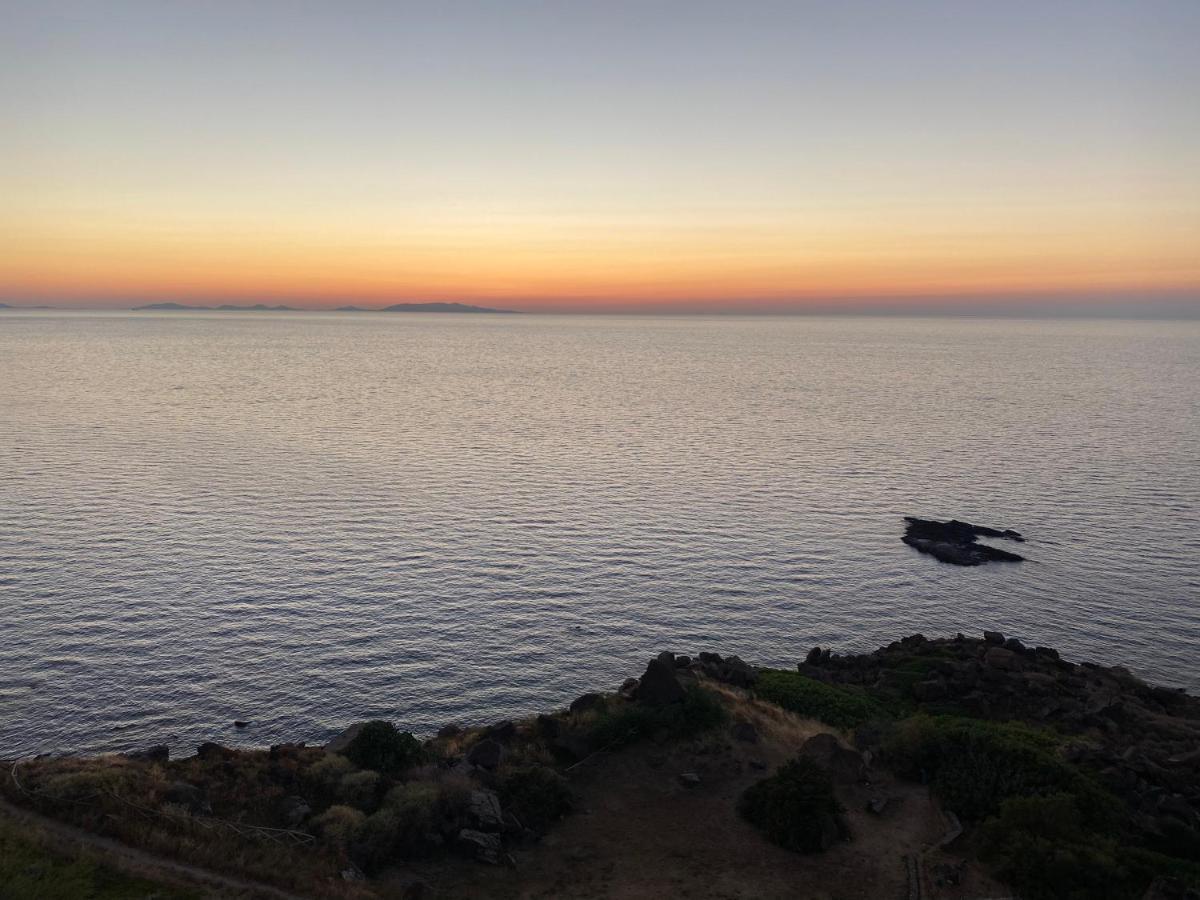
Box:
(233, 720, 250, 728)
(570, 692, 604, 714)
(902, 517, 1025, 566)
(126, 744, 169, 763)
(639, 655, 686, 706)
(1004, 637, 1026, 653)
(467, 739, 503, 770)
(984, 630, 1006, 645)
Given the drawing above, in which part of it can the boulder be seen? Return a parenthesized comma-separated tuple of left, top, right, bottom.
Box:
(325, 723, 366, 754)
(799, 733, 867, 783)
(469, 789, 504, 831)
(984, 647, 1019, 671)
(1004, 637, 1026, 653)
(126, 744, 169, 763)
(457, 828, 502, 864)
(279, 795, 312, 828)
(485, 720, 516, 742)
(570, 693, 604, 714)
(674, 655, 692, 668)
(618, 677, 640, 700)
(467, 739, 504, 770)
(983, 631, 1006, 645)
(638, 656, 686, 706)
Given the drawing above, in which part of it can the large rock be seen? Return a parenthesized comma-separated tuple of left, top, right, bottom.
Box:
(902, 517, 1025, 566)
(457, 828, 502, 864)
(279, 795, 312, 828)
(469, 789, 504, 831)
(325, 723, 366, 754)
(467, 738, 503, 770)
(799, 733, 867, 783)
(638, 655, 686, 706)
(570, 693, 604, 714)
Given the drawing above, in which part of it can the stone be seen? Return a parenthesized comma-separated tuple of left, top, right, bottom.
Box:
(196, 742, 234, 760)
(467, 738, 504, 770)
(233, 720, 249, 728)
(984, 647, 1019, 671)
(799, 733, 867, 783)
(983, 630, 1006, 645)
(325, 722, 366, 754)
(469, 789, 504, 831)
(485, 720, 516, 742)
(457, 828, 502, 864)
(698, 652, 723, 665)
(731, 720, 759, 744)
(536, 714, 560, 738)
(902, 518, 1025, 566)
(279, 795, 312, 828)
(638, 656, 686, 706)
(806, 646, 824, 666)
(618, 677, 639, 700)
(674, 655, 692, 668)
(569, 693, 604, 714)
(126, 744, 169, 763)
(437, 723, 462, 739)
(1004, 637, 1026, 653)
(678, 772, 701, 788)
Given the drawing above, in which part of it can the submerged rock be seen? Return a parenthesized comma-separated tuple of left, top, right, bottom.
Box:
(902, 517, 1025, 566)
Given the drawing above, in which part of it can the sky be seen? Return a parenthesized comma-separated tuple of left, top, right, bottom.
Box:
(2, 0, 1198, 313)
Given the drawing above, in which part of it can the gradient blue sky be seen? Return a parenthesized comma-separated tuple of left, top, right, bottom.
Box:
(3, 0, 1198, 311)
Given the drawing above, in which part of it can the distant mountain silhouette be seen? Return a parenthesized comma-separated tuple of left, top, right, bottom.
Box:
(133, 302, 296, 311)
(352, 302, 517, 314)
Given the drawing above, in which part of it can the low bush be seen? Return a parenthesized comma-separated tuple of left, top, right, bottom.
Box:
(343, 721, 424, 775)
(337, 770, 381, 811)
(311, 804, 366, 849)
(882, 714, 1109, 823)
(499, 766, 573, 830)
(980, 793, 1200, 900)
(580, 686, 727, 749)
(738, 757, 845, 853)
(755, 670, 883, 729)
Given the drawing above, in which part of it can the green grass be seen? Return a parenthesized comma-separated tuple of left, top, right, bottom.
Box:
(0, 818, 196, 900)
(755, 670, 884, 729)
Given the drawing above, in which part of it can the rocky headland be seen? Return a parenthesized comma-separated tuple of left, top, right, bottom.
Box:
(3, 633, 1198, 900)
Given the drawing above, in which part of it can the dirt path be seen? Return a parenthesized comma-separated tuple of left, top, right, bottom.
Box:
(0, 793, 311, 900)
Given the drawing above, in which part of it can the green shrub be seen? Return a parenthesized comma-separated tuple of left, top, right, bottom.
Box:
(581, 687, 727, 749)
(337, 770, 381, 811)
(738, 757, 845, 853)
(343, 721, 424, 774)
(499, 767, 573, 830)
(312, 804, 366, 849)
(981, 794, 1148, 900)
(755, 670, 883, 729)
(882, 714, 1109, 824)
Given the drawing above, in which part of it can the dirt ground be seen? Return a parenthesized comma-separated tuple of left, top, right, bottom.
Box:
(401, 685, 1009, 900)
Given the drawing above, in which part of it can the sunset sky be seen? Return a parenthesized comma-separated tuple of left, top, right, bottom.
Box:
(3, 1, 1198, 313)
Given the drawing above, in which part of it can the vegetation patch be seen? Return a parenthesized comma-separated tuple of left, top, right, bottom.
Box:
(0, 818, 196, 900)
(882, 714, 1105, 823)
(578, 686, 727, 749)
(755, 670, 883, 729)
(738, 757, 846, 853)
(498, 766, 573, 830)
(343, 720, 424, 774)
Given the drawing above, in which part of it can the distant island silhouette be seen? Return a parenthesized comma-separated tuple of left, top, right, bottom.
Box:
(131, 301, 516, 314)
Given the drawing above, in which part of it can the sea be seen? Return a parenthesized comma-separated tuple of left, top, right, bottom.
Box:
(1, 310, 1197, 757)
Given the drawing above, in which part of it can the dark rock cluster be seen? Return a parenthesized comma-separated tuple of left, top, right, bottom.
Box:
(902, 516, 1025, 566)
(800, 632, 1200, 851)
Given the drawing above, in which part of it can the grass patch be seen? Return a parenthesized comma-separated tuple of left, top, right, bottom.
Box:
(755, 670, 884, 729)
(0, 818, 197, 899)
(738, 757, 846, 853)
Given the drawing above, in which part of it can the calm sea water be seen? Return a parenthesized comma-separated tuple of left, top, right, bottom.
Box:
(1, 311, 1198, 757)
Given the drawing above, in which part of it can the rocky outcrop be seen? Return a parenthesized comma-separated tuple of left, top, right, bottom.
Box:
(638, 653, 686, 706)
(902, 516, 1025, 566)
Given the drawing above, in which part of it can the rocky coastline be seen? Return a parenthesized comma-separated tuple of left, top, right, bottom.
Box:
(4, 633, 1199, 899)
